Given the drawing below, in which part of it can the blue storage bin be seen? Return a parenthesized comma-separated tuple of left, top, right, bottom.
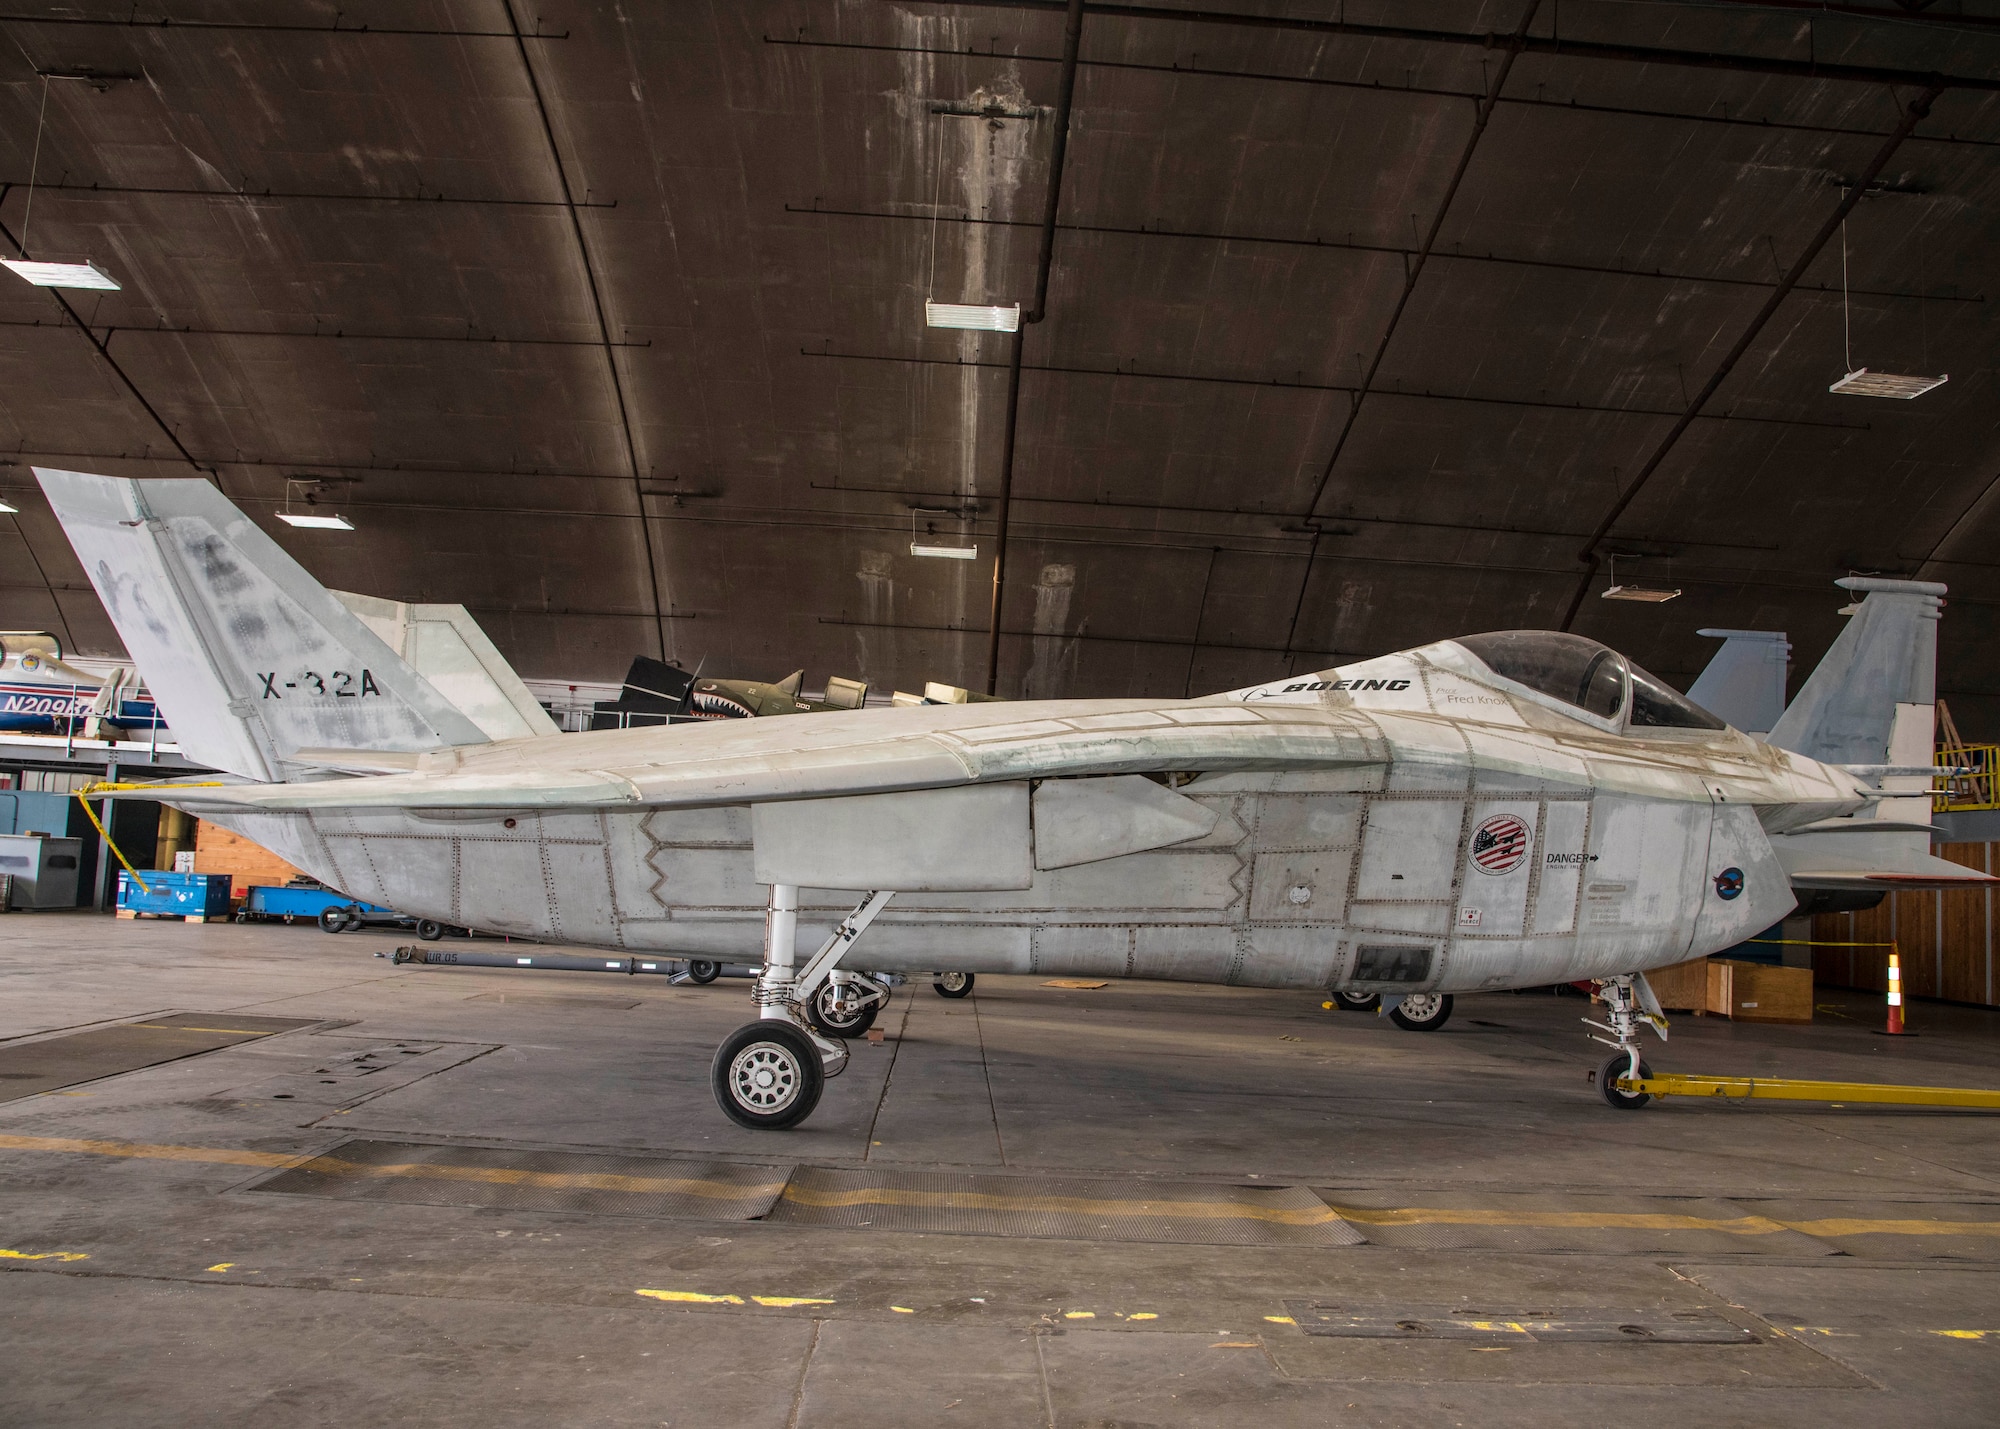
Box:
(117, 870, 234, 920)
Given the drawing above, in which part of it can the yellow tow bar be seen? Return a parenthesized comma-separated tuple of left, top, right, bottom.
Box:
(1620, 1072, 2000, 1110)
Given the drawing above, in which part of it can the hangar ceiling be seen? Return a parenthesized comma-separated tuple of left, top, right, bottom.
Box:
(4, 0, 2000, 724)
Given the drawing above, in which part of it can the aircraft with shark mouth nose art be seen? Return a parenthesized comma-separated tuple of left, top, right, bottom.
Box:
(37, 466, 1991, 1129)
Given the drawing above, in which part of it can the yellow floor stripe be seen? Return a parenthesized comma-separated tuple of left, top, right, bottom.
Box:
(1329, 1204, 2000, 1238)
(1, 1248, 89, 1262)
(1328, 1205, 1795, 1236)
(305, 1156, 787, 1202)
(1786, 1218, 2000, 1238)
(0, 1133, 292, 1168)
(780, 1185, 1341, 1226)
(3, 1134, 1999, 1241)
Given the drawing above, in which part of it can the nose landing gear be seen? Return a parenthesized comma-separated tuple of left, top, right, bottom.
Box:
(1585, 974, 1670, 1110)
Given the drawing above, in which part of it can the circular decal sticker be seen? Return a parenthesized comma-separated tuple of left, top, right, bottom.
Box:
(1714, 867, 1745, 901)
(1470, 814, 1530, 876)
(19, 652, 40, 672)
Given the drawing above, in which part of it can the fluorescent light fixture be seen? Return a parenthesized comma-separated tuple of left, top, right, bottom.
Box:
(911, 541, 978, 560)
(0, 499, 16, 514)
(926, 301, 1020, 332)
(276, 511, 355, 531)
(1829, 368, 1948, 399)
(2, 259, 121, 291)
(1602, 585, 1681, 603)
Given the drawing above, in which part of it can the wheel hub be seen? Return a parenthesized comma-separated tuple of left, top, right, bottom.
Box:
(730, 1044, 799, 1111)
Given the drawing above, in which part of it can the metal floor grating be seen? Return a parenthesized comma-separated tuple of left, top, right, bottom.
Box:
(249, 1139, 791, 1220)
(766, 1166, 1364, 1246)
(0, 1012, 319, 1102)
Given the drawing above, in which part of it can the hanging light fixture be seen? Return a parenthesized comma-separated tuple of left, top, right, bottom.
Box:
(925, 301, 1020, 332)
(910, 506, 976, 559)
(3, 75, 122, 292)
(1829, 220, 1946, 399)
(276, 477, 355, 531)
(1601, 553, 1680, 603)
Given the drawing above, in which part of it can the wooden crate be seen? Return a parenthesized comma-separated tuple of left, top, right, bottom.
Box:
(192, 822, 305, 897)
(1644, 957, 1710, 1013)
(1707, 960, 1813, 1023)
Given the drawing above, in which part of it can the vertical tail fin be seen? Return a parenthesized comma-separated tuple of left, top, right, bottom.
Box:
(332, 591, 559, 741)
(36, 468, 489, 782)
(1768, 577, 1945, 768)
(1686, 629, 1790, 736)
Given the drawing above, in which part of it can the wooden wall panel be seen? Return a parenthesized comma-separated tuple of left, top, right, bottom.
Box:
(1812, 841, 1997, 1008)
(1940, 843, 1993, 1005)
(193, 821, 307, 897)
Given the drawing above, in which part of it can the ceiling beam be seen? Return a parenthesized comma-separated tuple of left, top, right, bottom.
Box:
(501, 0, 664, 663)
(934, 0, 2000, 92)
(771, 37, 2000, 150)
(985, 0, 1085, 696)
(790, 204, 1983, 305)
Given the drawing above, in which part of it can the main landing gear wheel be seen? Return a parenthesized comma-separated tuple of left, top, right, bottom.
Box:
(317, 906, 351, 934)
(414, 919, 444, 942)
(805, 981, 879, 1038)
(685, 959, 721, 985)
(712, 1021, 824, 1129)
(1331, 991, 1380, 1012)
(1389, 992, 1453, 1031)
(933, 971, 975, 999)
(1595, 1053, 1654, 1110)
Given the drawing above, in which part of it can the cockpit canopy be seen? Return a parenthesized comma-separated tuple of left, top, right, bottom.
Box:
(1454, 631, 1726, 731)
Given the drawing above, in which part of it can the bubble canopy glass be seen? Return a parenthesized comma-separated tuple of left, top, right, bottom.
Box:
(1455, 631, 1724, 730)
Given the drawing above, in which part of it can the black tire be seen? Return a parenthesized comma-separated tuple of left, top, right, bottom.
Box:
(317, 906, 350, 934)
(686, 959, 721, 985)
(1388, 992, 1453, 1031)
(1331, 991, 1380, 1012)
(712, 1021, 824, 1129)
(933, 971, 975, 999)
(415, 919, 444, 942)
(1596, 1053, 1654, 1110)
(805, 981, 878, 1038)
(341, 908, 367, 932)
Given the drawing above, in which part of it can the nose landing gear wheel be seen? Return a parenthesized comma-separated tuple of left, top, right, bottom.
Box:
(317, 907, 351, 934)
(1595, 1053, 1654, 1109)
(1331, 991, 1380, 1012)
(932, 971, 975, 999)
(712, 1021, 824, 1129)
(685, 959, 721, 985)
(414, 919, 444, 942)
(1389, 992, 1453, 1030)
(805, 982, 879, 1038)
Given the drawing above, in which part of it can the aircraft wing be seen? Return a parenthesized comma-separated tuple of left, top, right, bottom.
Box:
(146, 698, 1389, 812)
(1770, 830, 1999, 891)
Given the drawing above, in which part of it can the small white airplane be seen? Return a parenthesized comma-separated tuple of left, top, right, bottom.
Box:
(37, 467, 1990, 1128)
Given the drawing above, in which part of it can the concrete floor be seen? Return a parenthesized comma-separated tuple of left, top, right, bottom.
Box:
(3, 911, 1999, 1427)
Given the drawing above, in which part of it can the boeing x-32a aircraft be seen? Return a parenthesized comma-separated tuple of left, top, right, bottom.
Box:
(38, 468, 1990, 1128)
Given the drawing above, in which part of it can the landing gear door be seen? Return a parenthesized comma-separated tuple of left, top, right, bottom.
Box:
(1529, 799, 1592, 937)
(1455, 800, 1539, 936)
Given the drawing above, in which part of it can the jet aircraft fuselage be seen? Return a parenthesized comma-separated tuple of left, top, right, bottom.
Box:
(194, 631, 1836, 998)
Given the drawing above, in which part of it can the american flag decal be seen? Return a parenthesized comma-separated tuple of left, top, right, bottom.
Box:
(1470, 814, 1530, 875)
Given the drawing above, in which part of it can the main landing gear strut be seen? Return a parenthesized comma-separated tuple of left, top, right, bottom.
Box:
(711, 885, 894, 1129)
(1585, 973, 1670, 1110)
